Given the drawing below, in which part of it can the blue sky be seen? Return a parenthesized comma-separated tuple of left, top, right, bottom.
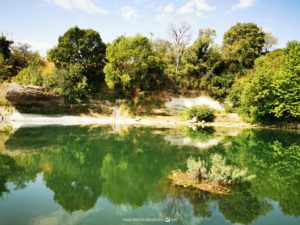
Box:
(1, 0, 300, 56)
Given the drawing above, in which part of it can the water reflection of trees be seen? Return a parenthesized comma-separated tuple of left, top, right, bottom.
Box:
(1, 126, 199, 211)
(0, 126, 300, 223)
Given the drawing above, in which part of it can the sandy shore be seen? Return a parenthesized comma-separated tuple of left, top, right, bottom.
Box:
(6, 112, 252, 128)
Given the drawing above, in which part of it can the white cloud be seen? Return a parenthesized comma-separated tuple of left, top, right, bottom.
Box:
(155, 3, 175, 24)
(163, 3, 174, 14)
(178, 0, 216, 16)
(43, 0, 108, 14)
(231, 0, 255, 10)
(121, 6, 139, 22)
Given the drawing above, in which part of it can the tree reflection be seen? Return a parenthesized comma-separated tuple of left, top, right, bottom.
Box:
(0, 125, 299, 224)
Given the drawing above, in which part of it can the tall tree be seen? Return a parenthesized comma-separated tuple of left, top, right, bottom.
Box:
(229, 41, 300, 123)
(104, 35, 165, 93)
(168, 21, 191, 74)
(222, 23, 265, 68)
(48, 26, 106, 91)
(272, 41, 300, 121)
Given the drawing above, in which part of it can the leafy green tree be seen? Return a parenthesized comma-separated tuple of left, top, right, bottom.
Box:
(104, 35, 166, 93)
(0, 36, 13, 60)
(230, 49, 284, 122)
(48, 26, 106, 91)
(223, 23, 265, 68)
(229, 42, 300, 123)
(272, 41, 300, 121)
(181, 29, 223, 88)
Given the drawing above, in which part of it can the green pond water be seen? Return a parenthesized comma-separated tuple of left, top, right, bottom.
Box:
(0, 125, 300, 225)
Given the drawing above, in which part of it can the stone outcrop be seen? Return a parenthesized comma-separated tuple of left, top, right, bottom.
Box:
(5, 83, 65, 114)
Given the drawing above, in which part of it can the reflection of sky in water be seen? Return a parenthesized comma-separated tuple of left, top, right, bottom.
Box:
(164, 135, 223, 149)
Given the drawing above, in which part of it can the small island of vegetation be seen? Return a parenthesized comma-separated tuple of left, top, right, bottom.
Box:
(169, 154, 254, 194)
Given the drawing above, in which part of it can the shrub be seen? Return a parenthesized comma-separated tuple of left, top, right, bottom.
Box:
(187, 157, 208, 183)
(209, 154, 248, 185)
(184, 105, 215, 122)
(186, 154, 252, 185)
(12, 60, 43, 86)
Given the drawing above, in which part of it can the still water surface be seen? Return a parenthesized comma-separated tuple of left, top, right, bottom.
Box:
(0, 125, 299, 225)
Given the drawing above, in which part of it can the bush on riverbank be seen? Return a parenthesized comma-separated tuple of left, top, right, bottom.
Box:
(184, 105, 215, 122)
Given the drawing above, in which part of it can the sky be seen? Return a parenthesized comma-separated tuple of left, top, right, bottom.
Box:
(1, 0, 300, 56)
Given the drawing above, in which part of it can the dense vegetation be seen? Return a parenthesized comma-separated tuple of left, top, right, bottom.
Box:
(0, 22, 299, 124)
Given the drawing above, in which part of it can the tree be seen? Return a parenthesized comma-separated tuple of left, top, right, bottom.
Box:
(47, 26, 106, 91)
(231, 49, 284, 122)
(272, 41, 300, 121)
(0, 36, 13, 60)
(229, 41, 300, 124)
(8, 43, 43, 78)
(168, 21, 191, 74)
(263, 33, 278, 53)
(223, 23, 265, 68)
(104, 35, 165, 93)
(181, 29, 224, 89)
(0, 36, 13, 81)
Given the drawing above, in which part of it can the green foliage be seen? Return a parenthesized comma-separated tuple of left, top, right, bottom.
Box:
(183, 105, 215, 122)
(104, 35, 166, 93)
(0, 36, 13, 60)
(0, 54, 9, 81)
(12, 59, 43, 86)
(8, 43, 43, 78)
(187, 156, 208, 182)
(48, 26, 106, 91)
(229, 42, 300, 123)
(0, 36, 14, 81)
(272, 41, 300, 120)
(223, 23, 265, 68)
(203, 71, 235, 100)
(50, 64, 89, 103)
(186, 154, 252, 185)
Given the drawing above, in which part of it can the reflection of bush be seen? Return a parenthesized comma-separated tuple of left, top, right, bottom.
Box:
(184, 126, 215, 142)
